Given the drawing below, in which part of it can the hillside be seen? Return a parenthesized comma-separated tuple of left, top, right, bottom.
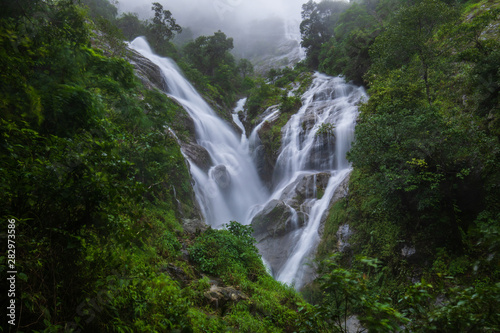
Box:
(1, 0, 499, 332)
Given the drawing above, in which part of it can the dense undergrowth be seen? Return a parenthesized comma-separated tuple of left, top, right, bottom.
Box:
(306, 0, 500, 330)
(2, 0, 499, 331)
(0, 1, 311, 332)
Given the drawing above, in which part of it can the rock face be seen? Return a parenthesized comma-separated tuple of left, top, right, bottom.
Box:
(160, 264, 190, 287)
(289, 173, 331, 202)
(181, 142, 213, 173)
(252, 200, 303, 242)
(211, 165, 231, 189)
(252, 172, 348, 277)
(127, 49, 168, 91)
(252, 144, 276, 187)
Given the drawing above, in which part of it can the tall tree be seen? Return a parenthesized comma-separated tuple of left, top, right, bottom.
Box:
(148, 2, 182, 50)
(237, 58, 254, 78)
(370, 0, 457, 105)
(300, 0, 350, 68)
(184, 30, 234, 76)
(116, 12, 146, 40)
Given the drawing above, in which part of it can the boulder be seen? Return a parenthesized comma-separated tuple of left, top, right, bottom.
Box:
(251, 200, 302, 242)
(401, 245, 416, 257)
(251, 200, 305, 276)
(252, 145, 275, 187)
(294, 173, 331, 200)
(182, 142, 213, 173)
(204, 286, 248, 309)
(181, 218, 208, 234)
(211, 164, 231, 189)
(255, 231, 301, 277)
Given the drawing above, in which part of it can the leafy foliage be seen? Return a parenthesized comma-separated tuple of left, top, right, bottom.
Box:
(311, 0, 500, 331)
(148, 2, 182, 50)
(189, 222, 264, 283)
(300, 0, 350, 68)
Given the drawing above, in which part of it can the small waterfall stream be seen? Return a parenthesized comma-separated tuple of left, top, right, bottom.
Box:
(128, 37, 366, 289)
(252, 74, 367, 288)
(130, 37, 268, 228)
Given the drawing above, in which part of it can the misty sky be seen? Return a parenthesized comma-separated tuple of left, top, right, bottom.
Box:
(116, 0, 314, 63)
(116, 0, 309, 38)
(116, 0, 307, 23)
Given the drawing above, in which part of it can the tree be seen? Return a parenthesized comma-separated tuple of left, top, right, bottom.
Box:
(148, 2, 182, 50)
(117, 12, 146, 40)
(317, 0, 387, 85)
(370, 0, 457, 105)
(81, 0, 118, 21)
(184, 30, 234, 76)
(237, 58, 254, 78)
(300, 0, 350, 68)
(315, 255, 407, 332)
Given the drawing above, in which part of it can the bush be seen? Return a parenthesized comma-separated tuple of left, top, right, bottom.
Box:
(189, 222, 264, 282)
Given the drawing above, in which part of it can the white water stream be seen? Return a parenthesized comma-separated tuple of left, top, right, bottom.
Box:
(129, 37, 366, 288)
(130, 37, 268, 228)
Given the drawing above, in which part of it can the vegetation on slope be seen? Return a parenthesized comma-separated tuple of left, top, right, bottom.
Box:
(307, 0, 500, 330)
(2, 0, 499, 331)
(0, 1, 311, 332)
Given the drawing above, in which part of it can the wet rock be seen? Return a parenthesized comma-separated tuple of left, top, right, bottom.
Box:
(127, 49, 168, 91)
(182, 218, 208, 234)
(301, 112, 318, 133)
(251, 200, 302, 242)
(330, 171, 351, 203)
(211, 165, 231, 189)
(294, 173, 331, 200)
(307, 136, 337, 170)
(252, 200, 305, 276)
(276, 173, 331, 212)
(255, 231, 300, 277)
(253, 145, 276, 187)
(182, 142, 213, 173)
(319, 171, 351, 235)
(313, 87, 336, 102)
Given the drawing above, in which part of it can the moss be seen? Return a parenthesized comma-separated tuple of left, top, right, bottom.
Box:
(316, 200, 347, 260)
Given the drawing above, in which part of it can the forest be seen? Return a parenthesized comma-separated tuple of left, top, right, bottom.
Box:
(0, 0, 498, 332)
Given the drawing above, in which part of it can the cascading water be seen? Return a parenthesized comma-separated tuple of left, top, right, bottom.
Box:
(129, 37, 268, 228)
(251, 74, 367, 288)
(128, 37, 366, 289)
(284, 18, 306, 62)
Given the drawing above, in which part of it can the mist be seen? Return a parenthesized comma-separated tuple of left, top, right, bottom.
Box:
(116, 0, 310, 70)
(116, 0, 306, 28)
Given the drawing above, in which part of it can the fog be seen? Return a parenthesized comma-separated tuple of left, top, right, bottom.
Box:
(116, 0, 310, 70)
(116, 0, 306, 29)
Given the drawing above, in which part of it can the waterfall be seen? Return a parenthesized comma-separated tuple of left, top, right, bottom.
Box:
(129, 37, 268, 228)
(253, 74, 367, 288)
(128, 37, 366, 289)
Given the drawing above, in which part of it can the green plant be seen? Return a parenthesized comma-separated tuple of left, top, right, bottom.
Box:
(315, 122, 335, 137)
(189, 222, 263, 281)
